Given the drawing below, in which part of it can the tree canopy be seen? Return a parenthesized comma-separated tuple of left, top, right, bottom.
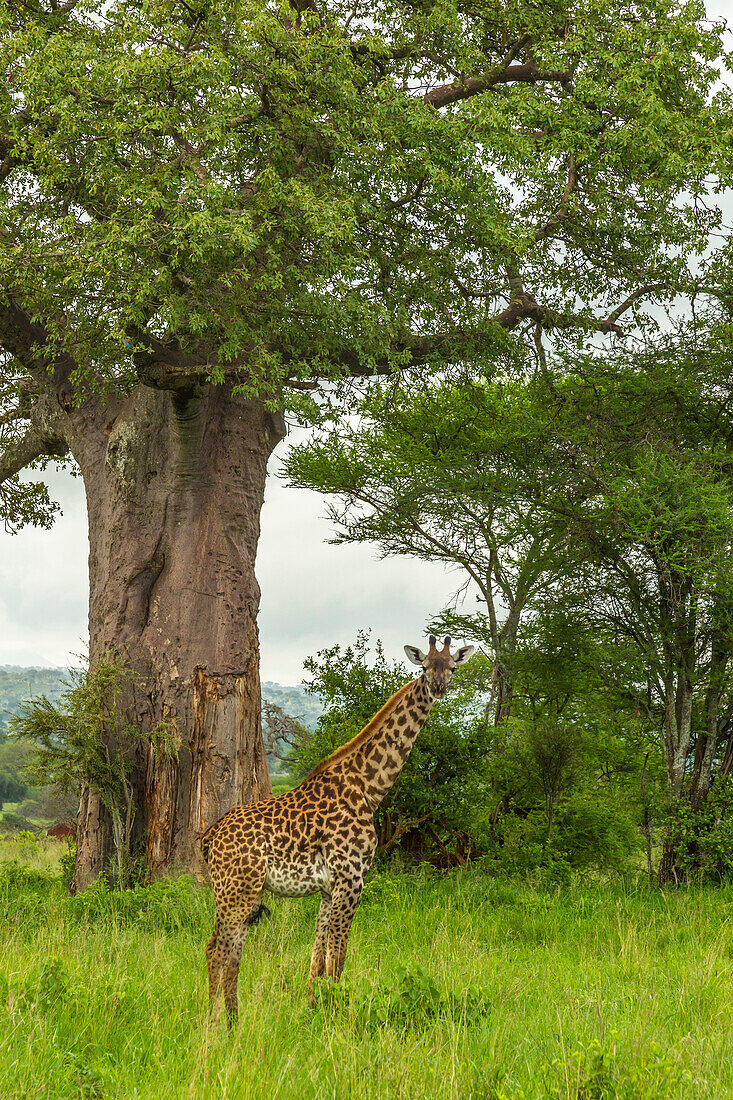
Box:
(1, 0, 730, 524)
(286, 326, 733, 799)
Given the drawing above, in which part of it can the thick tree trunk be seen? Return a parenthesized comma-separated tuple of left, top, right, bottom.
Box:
(68, 383, 282, 889)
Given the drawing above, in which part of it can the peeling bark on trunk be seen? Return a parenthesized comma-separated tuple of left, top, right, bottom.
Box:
(67, 383, 280, 889)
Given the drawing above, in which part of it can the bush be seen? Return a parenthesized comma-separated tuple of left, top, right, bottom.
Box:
(664, 780, 733, 882)
(0, 811, 37, 833)
(65, 873, 210, 931)
(313, 963, 491, 1032)
(482, 713, 641, 877)
(554, 790, 639, 873)
(8, 654, 177, 887)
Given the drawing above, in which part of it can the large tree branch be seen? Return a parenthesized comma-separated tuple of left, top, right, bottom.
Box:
(284, 277, 663, 386)
(0, 421, 68, 485)
(0, 292, 79, 409)
(130, 273, 669, 394)
(423, 58, 572, 109)
(129, 328, 213, 394)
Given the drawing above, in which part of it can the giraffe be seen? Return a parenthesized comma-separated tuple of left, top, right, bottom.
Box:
(202, 634, 474, 1024)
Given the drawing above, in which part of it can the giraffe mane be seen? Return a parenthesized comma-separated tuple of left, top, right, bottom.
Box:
(307, 679, 418, 778)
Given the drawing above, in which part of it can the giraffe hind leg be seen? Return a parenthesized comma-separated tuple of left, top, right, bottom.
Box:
(220, 913, 251, 1026)
(207, 861, 267, 1026)
(214, 900, 270, 1012)
(309, 891, 332, 994)
(216, 894, 267, 1025)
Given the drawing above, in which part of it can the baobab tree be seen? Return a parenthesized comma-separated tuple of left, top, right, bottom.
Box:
(0, 0, 726, 886)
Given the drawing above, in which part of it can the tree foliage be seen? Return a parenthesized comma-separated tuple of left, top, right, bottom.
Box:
(285, 375, 578, 723)
(1, 0, 729, 524)
(287, 326, 733, 878)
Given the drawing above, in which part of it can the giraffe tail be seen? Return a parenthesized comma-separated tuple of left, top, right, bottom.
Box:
(247, 904, 271, 925)
(201, 821, 217, 864)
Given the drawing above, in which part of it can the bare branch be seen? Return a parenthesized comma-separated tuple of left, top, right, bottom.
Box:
(261, 701, 306, 762)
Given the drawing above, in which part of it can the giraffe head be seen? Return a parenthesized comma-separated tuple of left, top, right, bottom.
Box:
(404, 635, 475, 698)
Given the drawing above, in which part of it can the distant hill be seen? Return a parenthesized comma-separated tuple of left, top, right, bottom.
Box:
(260, 682, 321, 731)
(0, 667, 69, 736)
(0, 667, 322, 737)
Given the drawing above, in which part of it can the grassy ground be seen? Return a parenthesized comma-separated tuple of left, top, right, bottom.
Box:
(1, 843, 733, 1100)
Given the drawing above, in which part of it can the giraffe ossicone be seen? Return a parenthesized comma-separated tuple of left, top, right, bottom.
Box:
(202, 635, 475, 1024)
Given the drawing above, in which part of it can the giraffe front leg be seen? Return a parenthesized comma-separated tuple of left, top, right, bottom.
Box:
(309, 890, 332, 985)
(326, 876, 363, 981)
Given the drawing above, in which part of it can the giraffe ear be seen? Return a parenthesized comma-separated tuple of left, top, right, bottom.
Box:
(452, 645, 475, 665)
(404, 645, 427, 666)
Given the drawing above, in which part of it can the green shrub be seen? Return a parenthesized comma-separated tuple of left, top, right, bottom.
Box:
(64, 873, 211, 931)
(313, 963, 491, 1032)
(664, 779, 733, 882)
(58, 844, 76, 891)
(0, 811, 37, 833)
(8, 654, 177, 887)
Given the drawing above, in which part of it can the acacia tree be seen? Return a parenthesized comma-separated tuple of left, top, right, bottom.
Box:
(0, 0, 726, 887)
(285, 377, 574, 725)
(289, 334, 733, 779)
(550, 344, 733, 794)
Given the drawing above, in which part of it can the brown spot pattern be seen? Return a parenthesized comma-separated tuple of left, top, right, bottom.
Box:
(203, 653, 462, 1025)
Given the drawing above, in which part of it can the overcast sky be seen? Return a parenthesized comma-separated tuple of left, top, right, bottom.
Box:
(0, 457, 460, 682)
(1, 1, 730, 683)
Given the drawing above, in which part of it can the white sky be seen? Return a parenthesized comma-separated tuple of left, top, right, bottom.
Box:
(0, 0, 730, 683)
(0, 458, 460, 682)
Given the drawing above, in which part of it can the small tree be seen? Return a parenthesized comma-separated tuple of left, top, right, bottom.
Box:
(261, 700, 308, 772)
(9, 655, 176, 888)
(285, 379, 572, 727)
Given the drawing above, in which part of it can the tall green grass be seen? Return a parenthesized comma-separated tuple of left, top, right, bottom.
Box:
(1, 850, 733, 1099)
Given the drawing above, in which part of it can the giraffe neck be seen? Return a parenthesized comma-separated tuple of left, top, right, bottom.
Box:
(346, 675, 434, 809)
